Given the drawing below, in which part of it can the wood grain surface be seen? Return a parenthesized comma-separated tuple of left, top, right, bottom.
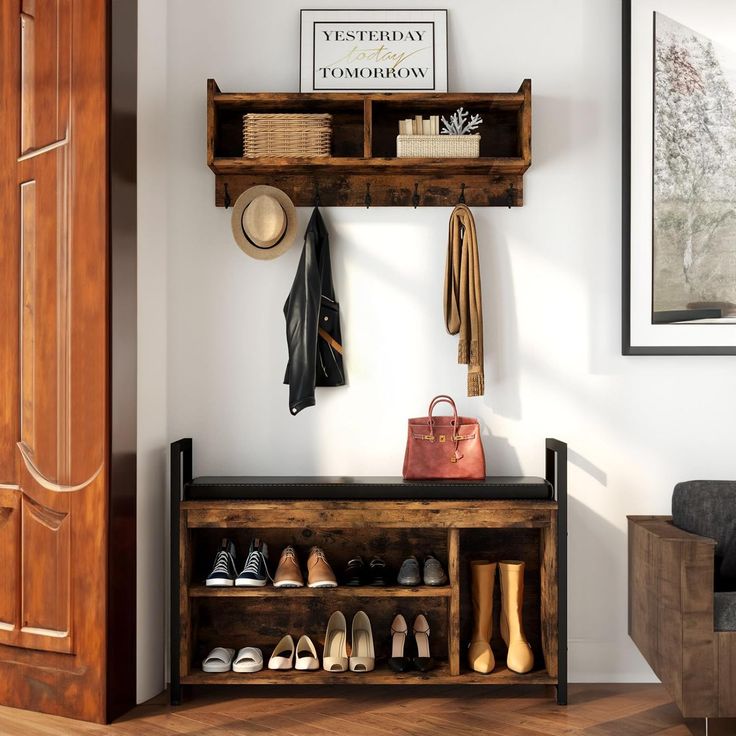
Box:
(628, 516, 736, 719)
(0, 684, 734, 735)
(0, 0, 130, 722)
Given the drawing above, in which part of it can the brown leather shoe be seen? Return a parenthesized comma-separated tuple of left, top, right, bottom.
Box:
(274, 546, 304, 588)
(307, 546, 337, 588)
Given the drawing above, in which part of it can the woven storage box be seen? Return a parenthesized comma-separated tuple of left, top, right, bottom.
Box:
(397, 134, 480, 158)
(243, 113, 332, 158)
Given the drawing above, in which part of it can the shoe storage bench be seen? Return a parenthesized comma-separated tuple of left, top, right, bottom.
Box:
(170, 438, 567, 704)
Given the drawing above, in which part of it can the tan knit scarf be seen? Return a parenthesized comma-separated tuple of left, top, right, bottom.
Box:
(444, 204, 484, 397)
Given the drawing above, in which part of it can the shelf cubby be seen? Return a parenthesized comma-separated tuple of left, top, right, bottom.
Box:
(181, 662, 555, 686)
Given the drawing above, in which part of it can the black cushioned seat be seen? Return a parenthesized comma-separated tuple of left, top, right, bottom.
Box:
(185, 476, 554, 501)
(715, 592, 736, 632)
(673, 480, 736, 631)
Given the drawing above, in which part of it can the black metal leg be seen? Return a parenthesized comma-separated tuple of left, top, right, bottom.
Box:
(170, 438, 193, 708)
(546, 438, 568, 707)
(556, 683, 568, 706)
(170, 681, 182, 706)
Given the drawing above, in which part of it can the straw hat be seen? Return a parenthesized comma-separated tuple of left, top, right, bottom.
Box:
(230, 185, 298, 260)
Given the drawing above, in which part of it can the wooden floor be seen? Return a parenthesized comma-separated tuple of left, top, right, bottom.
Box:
(1, 684, 735, 736)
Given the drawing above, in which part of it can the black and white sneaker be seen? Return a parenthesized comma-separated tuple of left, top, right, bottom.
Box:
(236, 538, 270, 587)
(206, 538, 237, 586)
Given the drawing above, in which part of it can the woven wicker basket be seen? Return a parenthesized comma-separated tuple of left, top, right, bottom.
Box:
(397, 134, 480, 158)
(243, 113, 332, 158)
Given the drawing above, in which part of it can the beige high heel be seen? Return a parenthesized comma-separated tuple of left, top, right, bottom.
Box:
(412, 614, 434, 672)
(388, 614, 411, 672)
(323, 611, 348, 672)
(349, 610, 375, 672)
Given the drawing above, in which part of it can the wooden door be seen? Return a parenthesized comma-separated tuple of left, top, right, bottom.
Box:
(0, 0, 111, 722)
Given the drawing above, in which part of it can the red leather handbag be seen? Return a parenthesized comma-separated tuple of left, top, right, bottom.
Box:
(402, 395, 486, 480)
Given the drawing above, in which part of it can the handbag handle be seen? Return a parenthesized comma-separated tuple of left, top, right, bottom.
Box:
(427, 395, 459, 433)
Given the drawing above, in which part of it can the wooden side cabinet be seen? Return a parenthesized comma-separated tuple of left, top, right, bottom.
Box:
(629, 516, 736, 718)
(170, 439, 567, 704)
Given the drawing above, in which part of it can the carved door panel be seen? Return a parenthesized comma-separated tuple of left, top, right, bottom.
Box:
(0, 0, 110, 722)
(0, 492, 20, 636)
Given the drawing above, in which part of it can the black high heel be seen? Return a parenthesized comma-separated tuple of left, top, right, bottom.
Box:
(412, 613, 434, 672)
(388, 613, 412, 673)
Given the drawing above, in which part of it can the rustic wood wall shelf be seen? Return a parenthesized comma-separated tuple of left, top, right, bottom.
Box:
(170, 438, 566, 704)
(207, 79, 531, 208)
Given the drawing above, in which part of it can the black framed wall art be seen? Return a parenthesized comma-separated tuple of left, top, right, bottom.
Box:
(623, 0, 736, 354)
(300, 9, 448, 92)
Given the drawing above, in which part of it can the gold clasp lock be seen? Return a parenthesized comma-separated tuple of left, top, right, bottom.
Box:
(421, 435, 435, 442)
(439, 435, 446, 443)
(450, 455, 458, 463)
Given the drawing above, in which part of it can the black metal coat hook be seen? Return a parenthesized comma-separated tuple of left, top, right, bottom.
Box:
(506, 183, 515, 209)
(412, 182, 420, 209)
(223, 183, 231, 209)
(459, 182, 466, 204)
(365, 182, 372, 209)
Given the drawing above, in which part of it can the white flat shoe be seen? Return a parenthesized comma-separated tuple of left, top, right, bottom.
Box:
(202, 647, 235, 673)
(295, 635, 320, 671)
(268, 634, 295, 670)
(233, 646, 263, 673)
(323, 611, 348, 672)
(349, 610, 375, 672)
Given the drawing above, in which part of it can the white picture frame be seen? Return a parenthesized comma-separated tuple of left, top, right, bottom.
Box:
(300, 9, 448, 93)
(623, 0, 736, 354)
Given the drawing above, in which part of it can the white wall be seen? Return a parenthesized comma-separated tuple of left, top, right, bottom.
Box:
(136, 0, 736, 690)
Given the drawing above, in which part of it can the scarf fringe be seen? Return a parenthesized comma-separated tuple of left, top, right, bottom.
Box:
(467, 372, 484, 398)
(469, 340, 480, 365)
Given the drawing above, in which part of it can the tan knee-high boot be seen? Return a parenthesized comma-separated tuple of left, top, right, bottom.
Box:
(468, 561, 496, 673)
(499, 560, 534, 674)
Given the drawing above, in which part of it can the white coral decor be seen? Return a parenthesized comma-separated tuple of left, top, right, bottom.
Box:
(440, 107, 483, 135)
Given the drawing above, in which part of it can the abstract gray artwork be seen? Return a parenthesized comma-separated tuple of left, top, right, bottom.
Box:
(653, 12, 736, 320)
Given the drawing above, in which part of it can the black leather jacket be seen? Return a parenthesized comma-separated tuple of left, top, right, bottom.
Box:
(283, 208, 345, 414)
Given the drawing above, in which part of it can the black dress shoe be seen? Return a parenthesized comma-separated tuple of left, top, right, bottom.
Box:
(367, 556, 388, 586)
(342, 556, 366, 586)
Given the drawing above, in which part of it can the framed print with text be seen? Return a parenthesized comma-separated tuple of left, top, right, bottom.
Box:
(623, 0, 736, 354)
(300, 9, 448, 92)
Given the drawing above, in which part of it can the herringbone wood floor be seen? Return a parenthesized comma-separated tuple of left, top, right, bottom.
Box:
(0, 685, 734, 736)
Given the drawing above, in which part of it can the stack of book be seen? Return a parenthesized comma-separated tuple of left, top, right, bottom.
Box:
(398, 115, 441, 136)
